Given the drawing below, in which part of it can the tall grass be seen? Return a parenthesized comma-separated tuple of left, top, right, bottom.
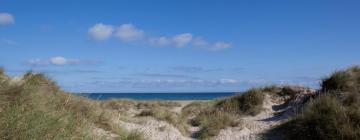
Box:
(192, 109, 240, 139)
(216, 88, 265, 116)
(275, 66, 360, 140)
(321, 66, 360, 92)
(279, 94, 360, 140)
(0, 71, 144, 140)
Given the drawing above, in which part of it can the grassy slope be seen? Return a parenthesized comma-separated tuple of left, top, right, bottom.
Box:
(0, 71, 143, 140)
(272, 66, 360, 140)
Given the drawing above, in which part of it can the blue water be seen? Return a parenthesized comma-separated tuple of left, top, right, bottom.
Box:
(80, 92, 236, 100)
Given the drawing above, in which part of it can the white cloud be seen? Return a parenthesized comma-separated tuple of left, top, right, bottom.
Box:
(28, 56, 88, 66)
(0, 13, 14, 26)
(50, 56, 68, 65)
(114, 24, 144, 41)
(88, 23, 232, 51)
(210, 42, 232, 51)
(172, 33, 193, 48)
(88, 23, 114, 41)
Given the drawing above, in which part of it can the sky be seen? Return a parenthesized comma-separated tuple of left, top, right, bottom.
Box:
(0, 0, 359, 92)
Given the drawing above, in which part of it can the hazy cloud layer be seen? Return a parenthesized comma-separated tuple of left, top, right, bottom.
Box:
(28, 56, 96, 66)
(0, 38, 17, 46)
(88, 23, 231, 51)
(133, 73, 195, 79)
(170, 66, 221, 73)
(0, 13, 14, 26)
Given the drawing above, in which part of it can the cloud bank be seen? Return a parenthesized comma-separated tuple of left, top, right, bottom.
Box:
(88, 23, 232, 51)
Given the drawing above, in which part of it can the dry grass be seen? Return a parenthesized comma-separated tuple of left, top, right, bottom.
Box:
(321, 66, 360, 93)
(136, 109, 189, 136)
(278, 94, 360, 140)
(0, 71, 144, 140)
(216, 88, 265, 116)
(179, 88, 266, 139)
(192, 109, 241, 139)
(272, 66, 360, 140)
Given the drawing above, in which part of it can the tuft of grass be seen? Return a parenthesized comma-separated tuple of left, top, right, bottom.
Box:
(216, 88, 264, 116)
(192, 109, 240, 139)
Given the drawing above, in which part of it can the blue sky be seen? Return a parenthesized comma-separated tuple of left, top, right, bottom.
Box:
(0, 0, 359, 92)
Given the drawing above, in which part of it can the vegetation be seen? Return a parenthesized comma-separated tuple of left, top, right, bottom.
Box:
(276, 66, 360, 140)
(321, 66, 360, 93)
(1, 66, 360, 140)
(136, 109, 189, 136)
(179, 88, 268, 139)
(0, 71, 144, 140)
(192, 109, 240, 139)
(216, 88, 265, 116)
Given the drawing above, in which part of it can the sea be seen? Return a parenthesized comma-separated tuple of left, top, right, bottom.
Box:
(80, 92, 236, 100)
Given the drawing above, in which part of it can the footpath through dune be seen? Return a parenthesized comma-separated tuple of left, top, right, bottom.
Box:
(113, 88, 315, 140)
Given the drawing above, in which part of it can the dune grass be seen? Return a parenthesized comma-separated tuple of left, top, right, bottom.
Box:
(179, 88, 268, 139)
(274, 66, 360, 140)
(216, 88, 265, 116)
(0, 71, 144, 140)
(191, 109, 240, 139)
(278, 94, 360, 140)
(321, 66, 360, 93)
(136, 109, 189, 136)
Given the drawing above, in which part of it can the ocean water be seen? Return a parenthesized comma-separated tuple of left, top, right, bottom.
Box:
(80, 92, 236, 100)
